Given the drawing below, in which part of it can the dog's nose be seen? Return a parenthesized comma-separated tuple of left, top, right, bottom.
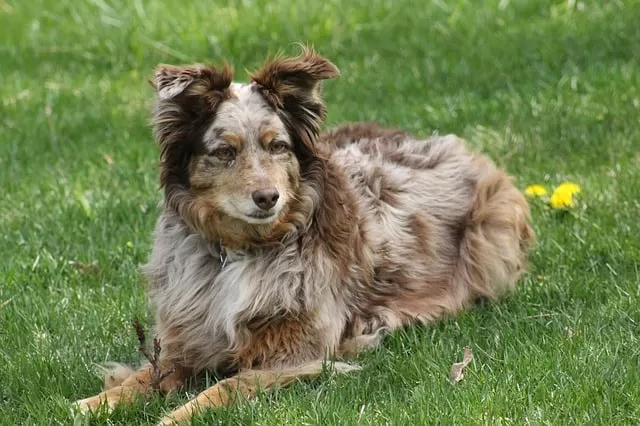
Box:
(251, 188, 280, 211)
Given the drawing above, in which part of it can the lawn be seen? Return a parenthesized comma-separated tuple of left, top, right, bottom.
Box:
(1, 0, 639, 424)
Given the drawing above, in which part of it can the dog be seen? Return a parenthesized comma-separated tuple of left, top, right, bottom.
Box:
(73, 47, 534, 425)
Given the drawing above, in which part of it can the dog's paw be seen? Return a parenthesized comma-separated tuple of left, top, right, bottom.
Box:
(338, 325, 389, 357)
(328, 361, 362, 373)
(157, 415, 179, 426)
(71, 394, 114, 415)
(157, 407, 193, 426)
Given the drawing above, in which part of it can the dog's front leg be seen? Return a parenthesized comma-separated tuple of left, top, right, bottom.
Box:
(157, 372, 255, 426)
(73, 362, 187, 414)
(157, 361, 357, 426)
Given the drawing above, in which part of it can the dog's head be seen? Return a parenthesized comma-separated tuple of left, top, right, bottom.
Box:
(150, 47, 339, 245)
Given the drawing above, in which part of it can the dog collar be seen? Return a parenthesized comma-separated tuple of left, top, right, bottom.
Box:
(216, 240, 228, 269)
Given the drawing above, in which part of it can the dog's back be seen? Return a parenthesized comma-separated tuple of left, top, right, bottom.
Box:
(322, 123, 533, 332)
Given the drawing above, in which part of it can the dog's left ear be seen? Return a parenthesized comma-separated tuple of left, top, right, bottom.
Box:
(250, 47, 340, 158)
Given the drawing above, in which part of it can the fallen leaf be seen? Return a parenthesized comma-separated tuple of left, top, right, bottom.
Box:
(449, 347, 473, 384)
(69, 261, 100, 273)
(103, 154, 114, 165)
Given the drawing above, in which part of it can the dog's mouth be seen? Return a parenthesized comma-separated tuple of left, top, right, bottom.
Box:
(247, 211, 276, 220)
(240, 209, 279, 225)
(221, 197, 284, 225)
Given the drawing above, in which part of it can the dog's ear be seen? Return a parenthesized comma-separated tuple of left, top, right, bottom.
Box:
(150, 63, 233, 188)
(249, 47, 339, 159)
(151, 63, 233, 112)
(151, 64, 233, 142)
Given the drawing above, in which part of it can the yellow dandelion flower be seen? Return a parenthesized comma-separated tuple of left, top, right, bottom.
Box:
(550, 190, 574, 208)
(525, 184, 548, 197)
(555, 182, 581, 196)
(549, 182, 581, 209)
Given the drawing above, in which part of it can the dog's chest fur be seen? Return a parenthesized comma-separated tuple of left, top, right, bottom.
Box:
(143, 211, 348, 372)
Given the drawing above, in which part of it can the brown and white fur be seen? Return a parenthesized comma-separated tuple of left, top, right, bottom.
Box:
(73, 48, 534, 425)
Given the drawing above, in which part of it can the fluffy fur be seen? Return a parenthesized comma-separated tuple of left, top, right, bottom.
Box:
(73, 47, 534, 425)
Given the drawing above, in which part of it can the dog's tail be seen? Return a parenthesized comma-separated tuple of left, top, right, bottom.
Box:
(456, 158, 535, 302)
(158, 360, 359, 425)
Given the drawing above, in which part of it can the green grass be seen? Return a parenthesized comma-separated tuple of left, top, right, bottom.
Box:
(1, 0, 639, 424)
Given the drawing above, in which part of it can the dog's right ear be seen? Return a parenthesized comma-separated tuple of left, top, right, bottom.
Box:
(150, 63, 233, 146)
(150, 64, 233, 189)
(151, 63, 233, 107)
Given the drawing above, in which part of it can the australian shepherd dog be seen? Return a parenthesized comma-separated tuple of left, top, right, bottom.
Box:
(74, 47, 534, 424)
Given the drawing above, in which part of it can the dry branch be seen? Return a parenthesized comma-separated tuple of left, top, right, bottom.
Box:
(132, 318, 175, 390)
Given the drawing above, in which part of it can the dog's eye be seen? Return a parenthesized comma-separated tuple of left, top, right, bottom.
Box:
(210, 147, 236, 161)
(269, 141, 290, 155)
